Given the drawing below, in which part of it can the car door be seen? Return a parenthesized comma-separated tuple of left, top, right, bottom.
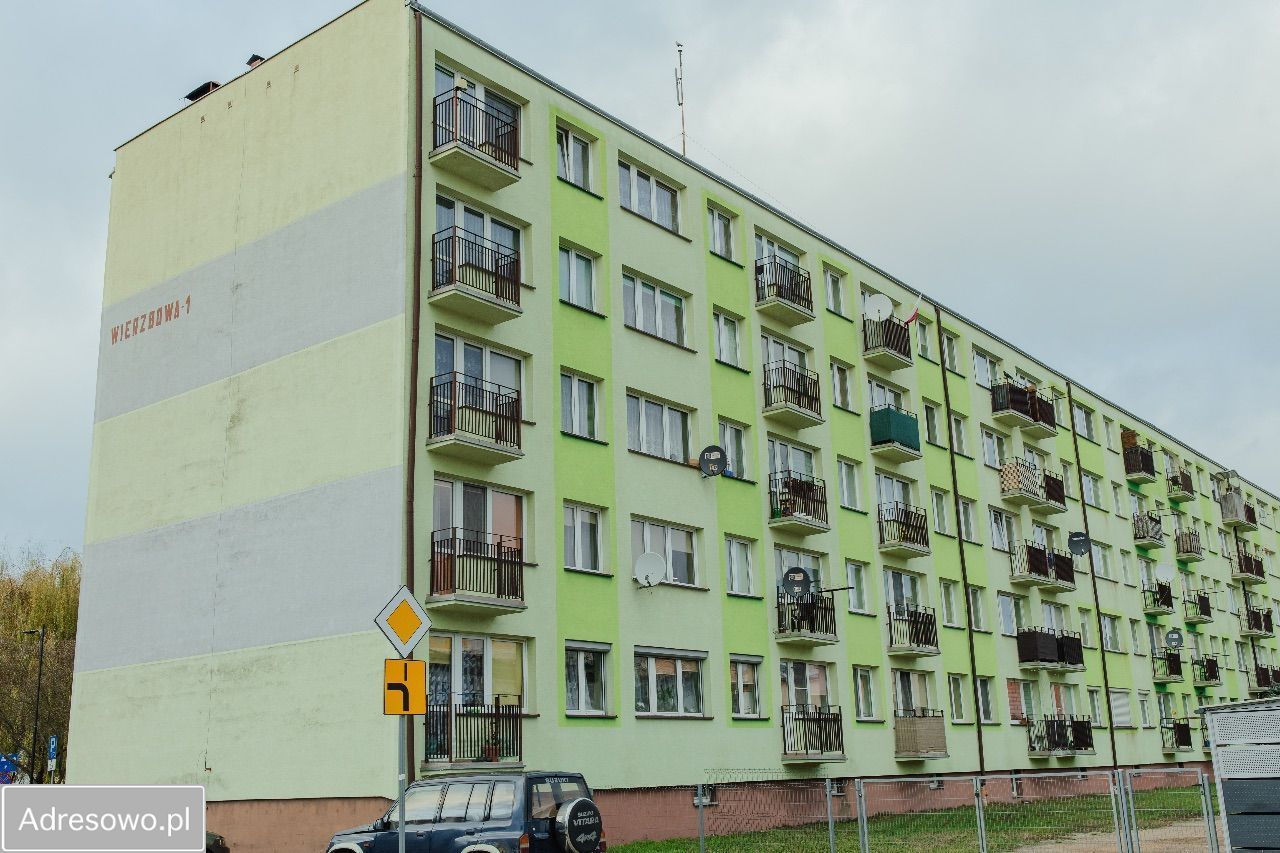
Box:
(371, 784, 442, 853)
(429, 781, 492, 852)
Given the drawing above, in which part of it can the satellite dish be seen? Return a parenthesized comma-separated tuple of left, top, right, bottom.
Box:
(634, 552, 665, 588)
(698, 445, 727, 478)
(1164, 628, 1184, 650)
(781, 566, 813, 598)
(864, 292, 894, 322)
(1067, 532, 1090, 557)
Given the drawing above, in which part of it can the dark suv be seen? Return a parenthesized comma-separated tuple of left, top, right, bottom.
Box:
(325, 770, 605, 853)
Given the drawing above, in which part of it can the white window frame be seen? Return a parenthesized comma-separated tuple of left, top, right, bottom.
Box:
(623, 273, 686, 346)
(634, 651, 704, 716)
(846, 560, 869, 613)
(958, 499, 977, 542)
(854, 666, 878, 720)
(916, 318, 934, 360)
(719, 420, 747, 479)
(619, 161, 679, 231)
(977, 676, 994, 723)
(725, 536, 754, 596)
(712, 311, 741, 367)
(626, 393, 690, 462)
(931, 489, 950, 535)
(632, 518, 697, 586)
(949, 673, 968, 722)
(563, 503, 603, 573)
(940, 580, 960, 626)
(558, 246, 595, 310)
(556, 126, 592, 190)
(950, 413, 969, 456)
(941, 332, 959, 372)
(729, 657, 761, 718)
(830, 360, 854, 410)
(837, 459, 862, 510)
(972, 349, 998, 389)
(560, 373, 598, 439)
(708, 207, 734, 260)
(825, 267, 848, 317)
(968, 585, 987, 631)
(923, 403, 941, 445)
(565, 645, 607, 716)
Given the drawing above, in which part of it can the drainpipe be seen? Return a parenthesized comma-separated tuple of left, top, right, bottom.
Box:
(1065, 380, 1119, 768)
(933, 305, 985, 773)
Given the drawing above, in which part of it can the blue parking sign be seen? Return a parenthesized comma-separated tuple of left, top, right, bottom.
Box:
(47, 736, 57, 762)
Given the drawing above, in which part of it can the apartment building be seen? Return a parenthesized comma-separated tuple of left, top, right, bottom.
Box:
(70, 0, 1280, 848)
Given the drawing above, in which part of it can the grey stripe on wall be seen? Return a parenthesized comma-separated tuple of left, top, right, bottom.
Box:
(94, 174, 407, 422)
(76, 465, 403, 673)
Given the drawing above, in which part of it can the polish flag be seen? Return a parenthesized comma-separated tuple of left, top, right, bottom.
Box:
(905, 292, 925, 325)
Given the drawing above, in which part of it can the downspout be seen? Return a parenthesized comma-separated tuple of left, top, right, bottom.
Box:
(933, 306, 985, 773)
(1065, 380, 1119, 768)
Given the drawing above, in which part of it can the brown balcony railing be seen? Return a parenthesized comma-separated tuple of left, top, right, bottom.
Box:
(762, 360, 821, 418)
(755, 256, 813, 312)
(432, 89, 519, 170)
(1193, 656, 1221, 684)
(1124, 445, 1156, 479)
(1161, 717, 1194, 751)
(776, 589, 838, 640)
(429, 372, 522, 449)
(1143, 580, 1174, 612)
(1012, 540, 1054, 584)
(888, 604, 939, 650)
(894, 709, 947, 757)
(425, 694, 523, 764)
(1183, 592, 1213, 622)
(878, 502, 929, 550)
(781, 704, 844, 757)
(1051, 549, 1076, 587)
(1174, 529, 1202, 558)
(769, 470, 829, 525)
(1000, 458, 1045, 502)
(1042, 471, 1067, 507)
(1253, 666, 1275, 692)
(431, 226, 521, 307)
(1057, 630, 1084, 667)
(1133, 511, 1164, 544)
(863, 316, 912, 361)
(1242, 605, 1275, 636)
(1071, 717, 1095, 751)
(1017, 627, 1060, 666)
(1168, 469, 1195, 498)
(430, 528, 524, 603)
(1236, 547, 1266, 580)
(1028, 716, 1073, 753)
(991, 381, 1035, 421)
(1030, 394, 1058, 431)
(1152, 648, 1183, 681)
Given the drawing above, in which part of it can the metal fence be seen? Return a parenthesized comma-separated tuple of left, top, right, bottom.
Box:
(655, 768, 1219, 853)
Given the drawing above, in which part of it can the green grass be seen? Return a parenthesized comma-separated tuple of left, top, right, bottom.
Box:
(611, 787, 1209, 853)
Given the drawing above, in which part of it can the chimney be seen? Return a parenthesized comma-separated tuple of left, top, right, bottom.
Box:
(184, 81, 221, 102)
(247, 54, 265, 69)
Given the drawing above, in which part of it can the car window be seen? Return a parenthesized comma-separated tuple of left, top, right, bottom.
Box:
(440, 782, 490, 823)
(529, 777, 590, 819)
(392, 784, 442, 826)
(488, 781, 516, 821)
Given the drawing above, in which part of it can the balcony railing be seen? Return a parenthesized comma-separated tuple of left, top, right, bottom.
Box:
(990, 381, 1036, 424)
(1058, 630, 1085, 667)
(1242, 605, 1275, 638)
(429, 372, 522, 450)
(1017, 627, 1060, 667)
(1160, 717, 1194, 752)
(1174, 529, 1203, 560)
(755, 256, 813, 314)
(1192, 656, 1221, 685)
(1152, 648, 1184, 683)
(776, 589, 838, 642)
(1028, 716, 1074, 754)
(1236, 547, 1266, 582)
(430, 528, 524, 604)
(887, 604, 939, 653)
(1124, 445, 1157, 481)
(1221, 491, 1258, 529)
(762, 360, 822, 420)
(432, 89, 519, 171)
(1011, 542, 1076, 590)
(1132, 511, 1164, 547)
(869, 405, 921, 457)
(999, 458, 1045, 504)
(863, 316, 912, 364)
(894, 709, 947, 758)
(1142, 581, 1174, 614)
(769, 470, 829, 527)
(425, 694, 523, 764)
(1168, 469, 1195, 501)
(877, 502, 929, 553)
(1251, 665, 1278, 693)
(1041, 471, 1067, 510)
(781, 704, 844, 758)
(1182, 591, 1213, 623)
(431, 226, 521, 308)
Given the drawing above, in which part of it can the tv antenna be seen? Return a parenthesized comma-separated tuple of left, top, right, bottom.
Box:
(675, 43, 687, 156)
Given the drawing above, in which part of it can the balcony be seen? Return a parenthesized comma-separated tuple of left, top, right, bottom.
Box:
(1167, 470, 1196, 503)
(886, 605, 940, 656)
(1174, 529, 1203, 562)
(1142, 581, 1175, 615)
(1035, 471, 1068, 515)
(427, 373, 523, 464)
(869, 405, 922, 463)
(754, 257, 814, 325)
(862, 316, 913, 371)
(1028, 716, 1094, 756)
(1122, 447, 1156, 484)
(1016, 628, 1059, 670)
(1132, 511, 1165, 549)
(1231, 549, 1267, 584)
(990, 381, 1037, 429)
(775, 589, 838, 646)
(1241, 605, 1275, 639)
(424, 694, 523, 767)
(429, 227, 522, 323)
(1221, 491, 1259, 531)
(768, 471, 830, 534)
(1192, 655, 1221, 687)
(1182, 591, 1213, 625)
(1010, 541, 1076, 591)
(1151, 648, 1184, 684)
(781, 704, 845, 762)
(430, 89, 520, 190)
(894, 709, 947, 759)
(877, 502, 930, 558)
(1248, 665, 1278, 695)
(1160, 717, 1195, 753)
(427, 529, 524, 613)
(999, 458, 1045, 506)
(762, 361, 823, 428)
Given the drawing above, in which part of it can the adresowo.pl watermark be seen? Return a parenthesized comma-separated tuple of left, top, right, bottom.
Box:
(1, 786, 205, 852)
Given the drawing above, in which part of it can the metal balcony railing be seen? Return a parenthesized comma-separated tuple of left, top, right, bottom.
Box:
(431, 226, 521, 307)
(425, 693, 523, 764)
(1132, 511, 1164, 545)
(1235, 547, 1266, 581)
(1057, 630, 1085, 667)
(869, 405, 921, 453)
(1242, 606, 1275, 637)
(999, 458, 1045, 502)
(1183, 592, 1213, 622)
(776, 589, 838, 640)
(1028, 716, 1075, 753)
(1167, 469, 1195, 499)
(1174, 529, 1202, 558)
(1192, 656, 1221, 684)
(1152, 648, 1184, 682)
(769, 470, 829, 525)
(1160, 717, 1194, 751)
(1142, 581, 1174, 613)
(863, 316, 912, 361)
(1042, 471, 1067, 508)
(991, 381, 1035, 421)
(781, 704, 844, 757)
(430, 528, 524, 603)
(887, 604, 939, 651)
(428, 372, 522, 449)
(762, 360, 822, 418)
(877, 501, 929, 550)
(755, 256, 813, 313)
(432, 89, 519, 170)
(1124, 445, 1157, 480)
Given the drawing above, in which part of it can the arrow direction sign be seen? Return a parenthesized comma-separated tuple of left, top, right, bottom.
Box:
(375, 586, 431, 659)
(384, 659, 427, 716)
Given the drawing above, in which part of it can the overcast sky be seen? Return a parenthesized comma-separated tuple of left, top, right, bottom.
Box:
(2, 0, 1278, 557)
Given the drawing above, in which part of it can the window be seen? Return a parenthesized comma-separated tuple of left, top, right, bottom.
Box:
(917, 318, 934, 360)
(958, 499, 977, 542)
(623, 274, 685, 346)
(1103, 416, 1116, 450)
(846, 560, 869, 612)
(931, 489, 951, 535)
(1108, 689, 1132, 728)
(837, 460, 862, 510)
(950, 414, 969, 456)
(972, 349, 999, 388)
(867, 376, 904, 410)
(1082, 471, 1103, 508)
(854, 667, 878, 719)
(940, 580, 960, 626)
(433, 477, 524, 548)
(977, 677, 994, 723)
(941, 332, 959, 372)
(775, 547, 822, 590)
(998, 592, 1026, 636)
(1129, 619, 1143, 655)
(631, 518, 696, 585)
(781, 660, 832, 709)
(1088, 688, 1104, 725)
(560, 373, 598, 439)
(923, 403, 941, 445)
(1111, 483, 1124, 515)
(1119, 550, 1133, 584)
(968, 586, 987, 631)
(565, 645, 607, 715)
(559, 247, 595, 310)
(556, 127, 591, 189)
(1091, 542, 1112, 579)
(719, 421, 747, 479)
(563, 504, 601, 573)
(426, 633, 526, 708)
(981, 428, 1006, 468)
(634, 651, 703, 715)
(989, 508, 1015, 552)
(626, 393, 690, 462)
(708, 207, 734, 259)
(725, 536, 753, 595)
(1072, 402, 1096, 441)
(619, 161, 678, 231)
(439, 782, 491, 823)
(392, 784, 443, 827)
(712, 311, 741, 366)
(434, 333, 522, 392)
(435, 194, 521, 258)
(730, 657, 761, 717)
(1101, 614, 1122, 652)
(825, 268, 848, 317)
(949, 674, 968, 722)
(830, 361, 854, 410)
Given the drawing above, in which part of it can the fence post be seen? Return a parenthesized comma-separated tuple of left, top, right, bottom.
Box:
(825, 778, 837, 853)
(1107, 770, 1128, 853)
(973, 776, 988, 853)
(1121, 770, 1141, 853)
(1198, 769, 1219, 853)
(696, 783, 706, 853)
(855, 778, 869, 853)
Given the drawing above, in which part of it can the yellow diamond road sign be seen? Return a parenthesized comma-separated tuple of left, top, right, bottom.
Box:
(376, 586, 431, 658)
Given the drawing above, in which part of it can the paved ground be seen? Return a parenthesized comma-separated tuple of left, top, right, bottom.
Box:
(1012, 817, 1226, 852)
